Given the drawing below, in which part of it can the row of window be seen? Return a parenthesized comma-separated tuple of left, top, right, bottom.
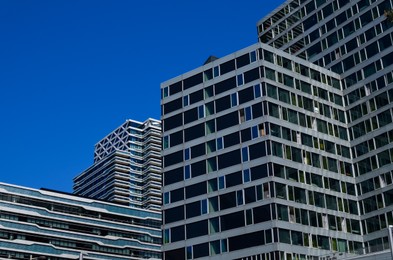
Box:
(348, 89, 392, 123)
(308, 2, 388, 62)
(270, 122, 351, 158)
(316, 9, 393, 73)
(165, 161, 357, 206)
(263, 49, 341, 88)
(271, 140, 351, 175)
(346, 70, 393, 106)
(0, 193, 161, 229)
(268, 101, 348, 140)
(351, 108, 393, 140)
(272, 163, 356, 194)
(164, 201, 361, 244)
(362, 209, 393, 234)
(0, 229, 160, 259)
(260, 0, 352, 47)
(165, 221, 364, 260)
(164, 177, 359, 226)
(360, 189, 393, 214)
(353, 128, 393, 158)
(356, 147, 393, 175)
(359, 171, 393, 195)
(343, 48, 393, 90)
(1, 211, 161, 244)
(162, 49, 259, 99)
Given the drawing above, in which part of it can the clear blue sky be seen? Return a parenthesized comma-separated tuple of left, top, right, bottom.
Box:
(0, 0, 284, 192)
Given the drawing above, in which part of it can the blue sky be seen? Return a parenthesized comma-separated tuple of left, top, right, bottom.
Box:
(0, 0, 284, 192)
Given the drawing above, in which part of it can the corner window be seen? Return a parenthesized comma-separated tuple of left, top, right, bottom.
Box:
(162, 86, 169, 98)
(250, 50, 257, 62)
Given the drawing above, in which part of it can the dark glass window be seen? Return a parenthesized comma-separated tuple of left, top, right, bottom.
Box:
(216, 111, 239, 131)
(186, 182, 207, 199)
(239, 86, 254, 104)
(171, 225, 185, 242)
(164, 98, 182, 114)
(186, 201, 201, 218)
(220, 191, 236, 210)
(163, 113, 183, 131)
(186, 220, 208, 239)
(165, 205, 184, 224)
(169, 81, 182, 95)
(164, 151, 183, 167)
(184, 107, 198, 124)
(193, 243, 209, 258)
(251, 164, 268, 180)
(241, 128, 251, 142)
(215, 77, 237, 95)
(220, 60, 236, 75)
(191, 143, 205, 158)
(249, 141, 266, 160)
(165, 248, 185, 260)
(190, 89, 204, 104)
(184, 123, 205, 142)
(253, 205, 271, 223)
(164, 167, 183, 185)
(184, 73, 203, 90)
(171, 188, 184, 203)
(221, 211, 245, 231)
(245, 187, 256, 204)
(215, 95, 231, 113)
(170, 130, 183, 147)
(236, 53, 250, 68)
(224, 132, 240, 147)
(244, 67, 260, 83)
(226, 171, 242, 188)
(191, 160, 206, 178)
(252, 103, 263, 118)
(229, 231, 264, 251)
(218, 149, 241, 169)
(264, 50, 274, 63)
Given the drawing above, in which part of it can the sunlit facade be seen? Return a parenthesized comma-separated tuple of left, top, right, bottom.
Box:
(161, 0, 393, 259)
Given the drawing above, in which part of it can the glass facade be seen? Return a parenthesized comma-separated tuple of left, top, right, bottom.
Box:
(161, 0, 393, 258)
(0, 182, 161, 259)
(73, 118, 162, 212)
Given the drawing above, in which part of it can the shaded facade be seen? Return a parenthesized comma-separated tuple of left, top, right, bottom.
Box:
(74, 118, 162, 212)
(0, 182, 161, 259)
(161, 0, 393, 259)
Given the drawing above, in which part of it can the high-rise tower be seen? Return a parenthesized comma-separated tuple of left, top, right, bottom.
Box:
(74, 118, 162, 212)
(161, 0, 393, 259)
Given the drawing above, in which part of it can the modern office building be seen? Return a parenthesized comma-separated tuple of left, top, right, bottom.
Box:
(0, 182, 161, 259)
(161, 0, 393, 259)
(73, 118, 162, 212)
